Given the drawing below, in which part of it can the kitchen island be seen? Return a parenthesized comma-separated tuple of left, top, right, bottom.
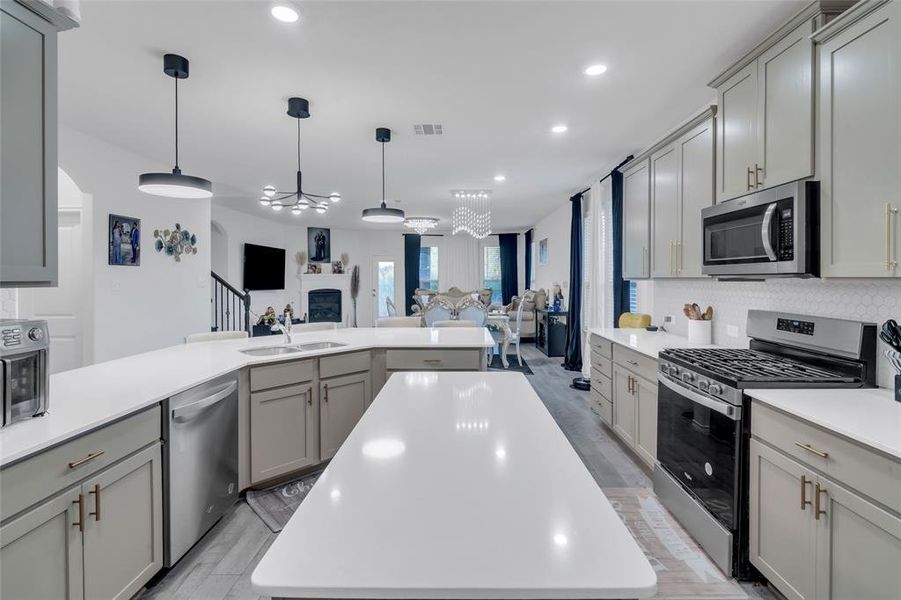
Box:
(251, 371, 657, 599)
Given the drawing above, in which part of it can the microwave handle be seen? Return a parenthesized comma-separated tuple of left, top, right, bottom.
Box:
(761, 203, 778, 261)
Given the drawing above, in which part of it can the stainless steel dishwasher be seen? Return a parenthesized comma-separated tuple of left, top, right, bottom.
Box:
(163, 371, 239, 566)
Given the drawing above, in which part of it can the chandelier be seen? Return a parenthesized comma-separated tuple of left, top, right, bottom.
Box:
(259, 97, 340, 216)
(403, 217, 439, 235)
(451, 190, 492, 239)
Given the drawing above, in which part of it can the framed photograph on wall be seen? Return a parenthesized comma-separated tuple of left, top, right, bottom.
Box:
(308, 227, 331, 263)
(109, 214, 141, 266)
(538, 238, 548, 266)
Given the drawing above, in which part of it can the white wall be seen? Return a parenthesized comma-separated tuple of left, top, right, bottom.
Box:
(531, 201, 571, 300)
(59, 125, 211, 362)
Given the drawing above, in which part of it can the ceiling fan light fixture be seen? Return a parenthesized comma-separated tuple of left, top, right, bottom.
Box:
(259, 196, 271, 206)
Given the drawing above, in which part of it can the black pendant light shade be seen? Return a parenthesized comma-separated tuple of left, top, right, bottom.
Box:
(138, 53, 213, 199)
(362, 127, 405, 223)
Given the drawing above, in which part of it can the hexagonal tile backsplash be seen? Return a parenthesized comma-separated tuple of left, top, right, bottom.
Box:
(642, 278, 901, 388)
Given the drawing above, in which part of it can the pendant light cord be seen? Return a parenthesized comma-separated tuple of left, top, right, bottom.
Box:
(297, 118, 301, 172)
(381, 141, 386, 208)
(174, 77, 180, 171)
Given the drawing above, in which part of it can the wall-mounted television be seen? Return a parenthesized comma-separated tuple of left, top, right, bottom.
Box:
(243, 243, 285, 290)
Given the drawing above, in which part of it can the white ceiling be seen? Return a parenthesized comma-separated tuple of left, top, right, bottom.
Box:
(58, 0, 805, 232)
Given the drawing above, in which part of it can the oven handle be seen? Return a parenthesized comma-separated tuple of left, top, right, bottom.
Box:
(657, 374, 741, 421)
(761, 203, 778, 261)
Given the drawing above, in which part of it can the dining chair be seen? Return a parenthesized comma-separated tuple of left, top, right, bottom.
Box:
(376, 316, 422, 327)
(509, 295, 530, 367)
(456, 297, 488, 327)
(290, 322, 339, 332)
(185, 331, 248, 343)
(422, 297, 456, 327)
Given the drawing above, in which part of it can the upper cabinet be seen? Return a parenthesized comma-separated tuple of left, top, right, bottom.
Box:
(0, 1, 74, 288)
(622, 159, 650, 279)
(816, 0, 900, 278)
(710, 1, 851, 203)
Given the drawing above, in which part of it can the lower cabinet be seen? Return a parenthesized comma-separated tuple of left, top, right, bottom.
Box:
(612, 365, 637, 447)
(250, 383, 317, 483)
(320, 372, 371, 461)
(0, 442, 163, 600)
(612, 364, 657, 469)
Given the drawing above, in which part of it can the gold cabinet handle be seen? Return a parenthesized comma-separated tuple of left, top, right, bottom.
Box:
(72, 494, 85, 532)
(89, 484, 101, 521)
(670, 241, 676, 275)
(747, 166, 754, 191)
(423, 359, 442, 364)
(676, 240, 682, 273)
(307, 386, 313, 406)
(815, 482, 827, 520)
(755, 164, 764, 188)
(795, 441, 829, 459)
(800, 475, 812, 510)
(68, 451, 105, 469)
(886, 203, 898, 271)
(323, 383, 329, 402)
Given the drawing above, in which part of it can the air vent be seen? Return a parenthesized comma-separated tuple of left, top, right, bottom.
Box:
(413, 124, 443, 135)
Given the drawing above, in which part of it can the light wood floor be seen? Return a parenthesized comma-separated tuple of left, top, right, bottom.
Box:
(140, 344, 781, 600)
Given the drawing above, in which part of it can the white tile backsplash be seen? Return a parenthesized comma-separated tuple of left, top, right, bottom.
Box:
(645, 278, 901, 388)
(0, 289, 17, 319)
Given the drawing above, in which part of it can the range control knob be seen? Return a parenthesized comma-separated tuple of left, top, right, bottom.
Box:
(708, 383, 723, 396)
(681, 372, 695, 384)
(668, 365, 681, 377)
(27, 327, 44, 342)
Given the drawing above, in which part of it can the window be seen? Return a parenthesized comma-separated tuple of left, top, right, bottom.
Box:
(529, 242, 536, 288)
(376, 261, 395, 318)
(419, 246, 439, 290)
(629, 281, 638, 313)
(483, 246, 502, 304)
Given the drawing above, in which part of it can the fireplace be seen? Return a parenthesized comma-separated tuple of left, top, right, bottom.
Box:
(308, 288, 342, 323)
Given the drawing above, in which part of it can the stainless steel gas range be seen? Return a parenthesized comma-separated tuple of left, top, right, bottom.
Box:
(653, 310, 877, 578)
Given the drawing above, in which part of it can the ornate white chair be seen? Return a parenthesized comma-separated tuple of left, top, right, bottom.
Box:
(456, 297, 488, 327)
(422, 297, 456, 327)
(508, 294, 530, 367)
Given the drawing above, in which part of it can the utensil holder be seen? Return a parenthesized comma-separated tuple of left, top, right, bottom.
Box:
(886, 351, 901, 403)
(687, 319, 712, 345)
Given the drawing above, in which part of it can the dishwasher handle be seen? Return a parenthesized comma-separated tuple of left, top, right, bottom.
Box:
(171, 381, 237, 423)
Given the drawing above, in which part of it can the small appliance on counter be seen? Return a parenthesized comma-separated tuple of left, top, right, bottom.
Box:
(1, 319, 49, 427)
(880, 319, 901, 402)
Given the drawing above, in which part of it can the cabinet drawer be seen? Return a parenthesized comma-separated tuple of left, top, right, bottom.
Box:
(320, 351, 370, 379)
(593, 391, 613, 426)
(250, 359, 315, 392)
(589, 334, 613, 359)
(386, 349, 480, 371)
(591, 353, 612, 379)
(1, 405, 161, 522)
(613, 345, 657, 383)
(753, 402, 901, 514)
(591, 367, 612, 400)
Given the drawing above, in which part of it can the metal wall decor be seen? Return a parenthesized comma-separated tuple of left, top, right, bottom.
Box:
(154, 223, 198, 262)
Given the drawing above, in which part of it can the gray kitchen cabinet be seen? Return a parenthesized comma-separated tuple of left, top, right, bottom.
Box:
(320, 371, 371, 461)
(250, 383, 317, 483)
(816, 0, 900, 277)
(612, 365, 636, 447)
(0, 485, 85, 600)
(715, 63, 759, 201)
(650, 144, 680, 278)
(622, 158, 650, 279)
(0, 1, 58, 287)
(634, 376, 657, 468)
(81, 443, 163, 600)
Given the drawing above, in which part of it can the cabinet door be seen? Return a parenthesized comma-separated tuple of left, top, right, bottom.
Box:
(612, 365, 636, 447)
(716, 63, 759, 202)
(819, 1, 900, 277)
(634, 376, 657, 468)
(651, 144, 679, 278)
(814, 475, 901, 600)
(0, 3, 57, 287)
(757, 21, 814, 190)
(678, 117, 714, 277)
(622, 159, 650, 279)
(82, 443, 163, 600)
(748, 439, 816, 600)
(320, 372, 371, 461)
(251, 383, 317, 483)
(0, 486, 84, 600)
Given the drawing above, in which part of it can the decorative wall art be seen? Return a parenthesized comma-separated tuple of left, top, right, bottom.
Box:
(109, 214, 141, 266)
(538, 238, 548, 266)
(154, 223, 198, 262)
(308, 227, 331, 263)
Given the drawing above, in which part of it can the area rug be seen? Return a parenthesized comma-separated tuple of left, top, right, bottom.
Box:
(488, 354, 533, 374)
(604, 488, 747, 599)
(246, 470, 323, 532)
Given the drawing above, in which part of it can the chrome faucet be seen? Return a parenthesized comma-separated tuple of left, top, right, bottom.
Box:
(271, 319, 293, 345)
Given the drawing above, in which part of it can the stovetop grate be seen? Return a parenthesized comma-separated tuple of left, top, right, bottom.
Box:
(660, 347, 858, 384)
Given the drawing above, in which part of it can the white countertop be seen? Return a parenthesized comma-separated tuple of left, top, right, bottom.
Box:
(746, 387, 901, 460)
(0, 327, 494, 467)
(252, 371, 656, 599)
(589, 327, 714, 359)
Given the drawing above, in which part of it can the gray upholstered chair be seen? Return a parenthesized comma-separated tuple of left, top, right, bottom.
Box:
(422, 297, 456, 327)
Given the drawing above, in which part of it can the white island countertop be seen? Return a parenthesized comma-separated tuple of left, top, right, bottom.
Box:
(0, 327, 493, 467)
(589, 327, 715, 359)
(746, 387, 901, 460)
(252, 371, 656, 599)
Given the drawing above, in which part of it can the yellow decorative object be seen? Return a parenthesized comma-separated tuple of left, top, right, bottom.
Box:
(618, 312, 651, 328)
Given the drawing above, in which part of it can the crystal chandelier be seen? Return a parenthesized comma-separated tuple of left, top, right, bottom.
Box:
(403, 217, 439, 235)
(451, 190, 492, 239)
(259, 97, 340, 216)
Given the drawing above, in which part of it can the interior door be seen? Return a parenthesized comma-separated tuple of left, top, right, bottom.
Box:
(717, 63, 759, 202)
(651, 144, 679, 278)
(320, 372, 371, 461)
(622, 159, 650, 279)
(371, 256, 397, 322)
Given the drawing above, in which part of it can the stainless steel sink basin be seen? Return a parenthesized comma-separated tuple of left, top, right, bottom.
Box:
(291, 341, 346, 351)
(239, 346, 304, 356)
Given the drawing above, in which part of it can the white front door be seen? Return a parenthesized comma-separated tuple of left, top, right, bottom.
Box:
(371, 256, 397, 321)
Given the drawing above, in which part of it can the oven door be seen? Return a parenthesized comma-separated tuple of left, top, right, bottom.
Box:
(2, 350, 47, 425)
(657, 374, 742, 530)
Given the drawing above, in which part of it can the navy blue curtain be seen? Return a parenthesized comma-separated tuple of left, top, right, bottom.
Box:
(562, 193, 583, 371)
(524, 229, 533, 290)
(498, 233, 519, 305)
(403, 234, 421, 316)
(611, 170, 630, 326)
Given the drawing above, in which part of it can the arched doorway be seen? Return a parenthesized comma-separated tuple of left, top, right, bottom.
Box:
(211, 220, 228, 277)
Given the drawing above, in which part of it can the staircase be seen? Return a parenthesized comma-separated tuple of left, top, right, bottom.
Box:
(211, 271, 251, 334)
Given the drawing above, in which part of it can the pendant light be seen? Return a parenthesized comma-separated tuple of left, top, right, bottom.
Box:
(138, 54, 213, 199)
(361, 128, 405, 223)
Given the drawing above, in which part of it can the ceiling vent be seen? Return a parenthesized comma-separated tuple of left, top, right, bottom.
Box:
(413, 124, 443, 136)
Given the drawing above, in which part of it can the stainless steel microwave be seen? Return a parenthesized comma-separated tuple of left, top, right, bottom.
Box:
(701, 180, 819, 278)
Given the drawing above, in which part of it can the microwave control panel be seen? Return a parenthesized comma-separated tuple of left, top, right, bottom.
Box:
(0, 321, 48, 353)
(1, 326, 23, 349)
(778, 207, 794, 261)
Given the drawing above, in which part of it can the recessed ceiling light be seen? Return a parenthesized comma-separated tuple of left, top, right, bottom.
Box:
(494, 174, 506, 182)
(584, 64, 608, 76)
(551, 124, 568, 134)
(271, 5, 299, 23)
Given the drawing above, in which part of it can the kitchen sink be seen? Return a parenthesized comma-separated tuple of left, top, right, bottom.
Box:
(239, 346, 304, 356)
(291, 341, 346, 351)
